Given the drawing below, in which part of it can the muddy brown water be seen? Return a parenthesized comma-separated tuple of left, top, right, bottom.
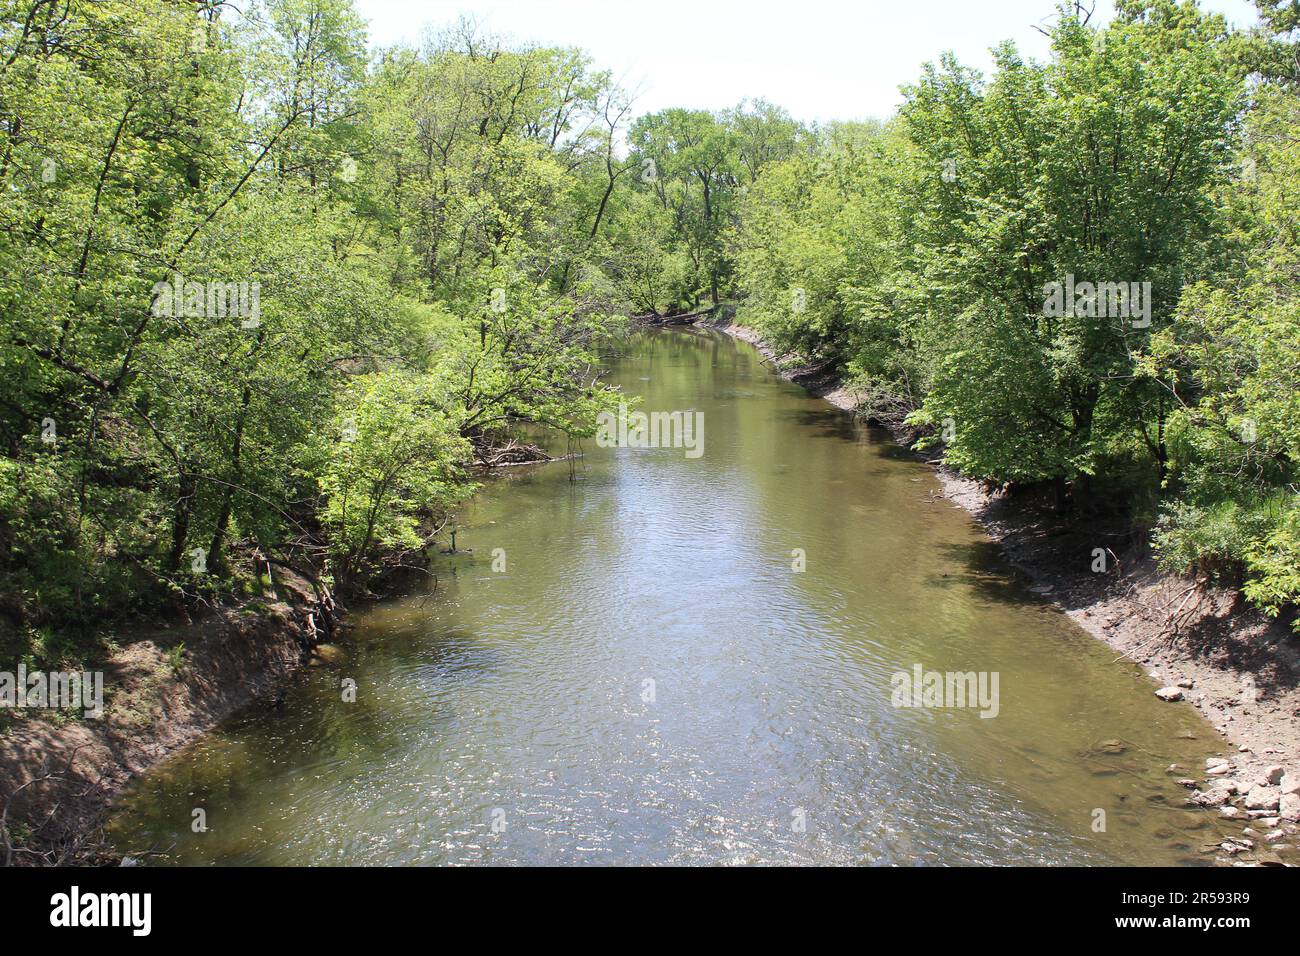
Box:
(107, 328, 1249, 865)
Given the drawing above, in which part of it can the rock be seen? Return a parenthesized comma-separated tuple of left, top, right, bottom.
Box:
(1219, 805, 1242, 819)
(1177, 779, 1197, 789)
(1280, 772, 1300, 796)
(1264, 829, 1285, 843)
(1177, 678, 1195, 689)
(1206, 764, 1233, 776)
(1206, 757, 1230, 770)
(1191, 789, 1230, 808)
(1263, 766, 1284, 785)
(1244, 786, 1281, 811)
(1280, 792, 1300, 823)
(311, 643, 344, 663)
(1257, 816, 1280, 828)
(1155, 687, 1184, 702)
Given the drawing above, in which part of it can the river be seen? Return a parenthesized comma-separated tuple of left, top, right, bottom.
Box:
(107, 327, 1241, 865)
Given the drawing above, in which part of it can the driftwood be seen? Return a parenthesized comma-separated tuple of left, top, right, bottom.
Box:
(633, 308, 716, 325)
(474, 438, 578, 468)
(480, 452, 582, 468)
(1111, 579, 1208, 663)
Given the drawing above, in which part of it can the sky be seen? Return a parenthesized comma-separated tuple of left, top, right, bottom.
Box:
(352, 0, 1263, 124)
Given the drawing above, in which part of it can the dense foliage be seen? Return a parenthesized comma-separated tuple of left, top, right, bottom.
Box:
(0, 1, 639, 664)
(726, 0, 1300, 629)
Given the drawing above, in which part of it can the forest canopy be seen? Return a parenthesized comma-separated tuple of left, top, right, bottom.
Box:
(1, 0, 1298, 676)
(728, 0, 1300, 632)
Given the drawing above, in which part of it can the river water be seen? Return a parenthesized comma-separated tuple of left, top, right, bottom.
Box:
(107, 328, 1243, 865)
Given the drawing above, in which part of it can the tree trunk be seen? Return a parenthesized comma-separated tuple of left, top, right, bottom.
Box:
(166, 470, 197, 574)
(207, 386, 251, 574)
(1052, 474, 1069, 514)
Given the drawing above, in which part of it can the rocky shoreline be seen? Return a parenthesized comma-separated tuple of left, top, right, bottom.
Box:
(716, 319, 1300, 861)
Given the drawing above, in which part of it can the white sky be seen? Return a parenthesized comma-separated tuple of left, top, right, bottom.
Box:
(353, 0, 1263, 123)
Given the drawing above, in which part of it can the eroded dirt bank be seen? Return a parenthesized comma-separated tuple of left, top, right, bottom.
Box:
(719, 321, 1300, 857)
(0, 577, 330, 865)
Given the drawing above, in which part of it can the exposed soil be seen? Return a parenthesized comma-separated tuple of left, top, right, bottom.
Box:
(0, 574, 330, 865)
(719, 320, 1300, 857)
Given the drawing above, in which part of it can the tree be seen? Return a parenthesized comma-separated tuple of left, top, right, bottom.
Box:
(1151, 83, 1300, 625)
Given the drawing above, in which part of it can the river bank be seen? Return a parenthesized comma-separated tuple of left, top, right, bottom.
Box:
(0, 455, 576, 863)
(718, 320, 1300, 846)
(0, 572, 332, 865)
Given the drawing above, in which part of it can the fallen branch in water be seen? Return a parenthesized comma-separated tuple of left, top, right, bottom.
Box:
(484, 452, 582, 468)
(473, 438, 558, 467)
(633, 308, 716, 325)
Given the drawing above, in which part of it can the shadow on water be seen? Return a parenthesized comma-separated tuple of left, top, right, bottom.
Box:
(923, 540, 1047, 607)
(779, 407, 862, 441)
